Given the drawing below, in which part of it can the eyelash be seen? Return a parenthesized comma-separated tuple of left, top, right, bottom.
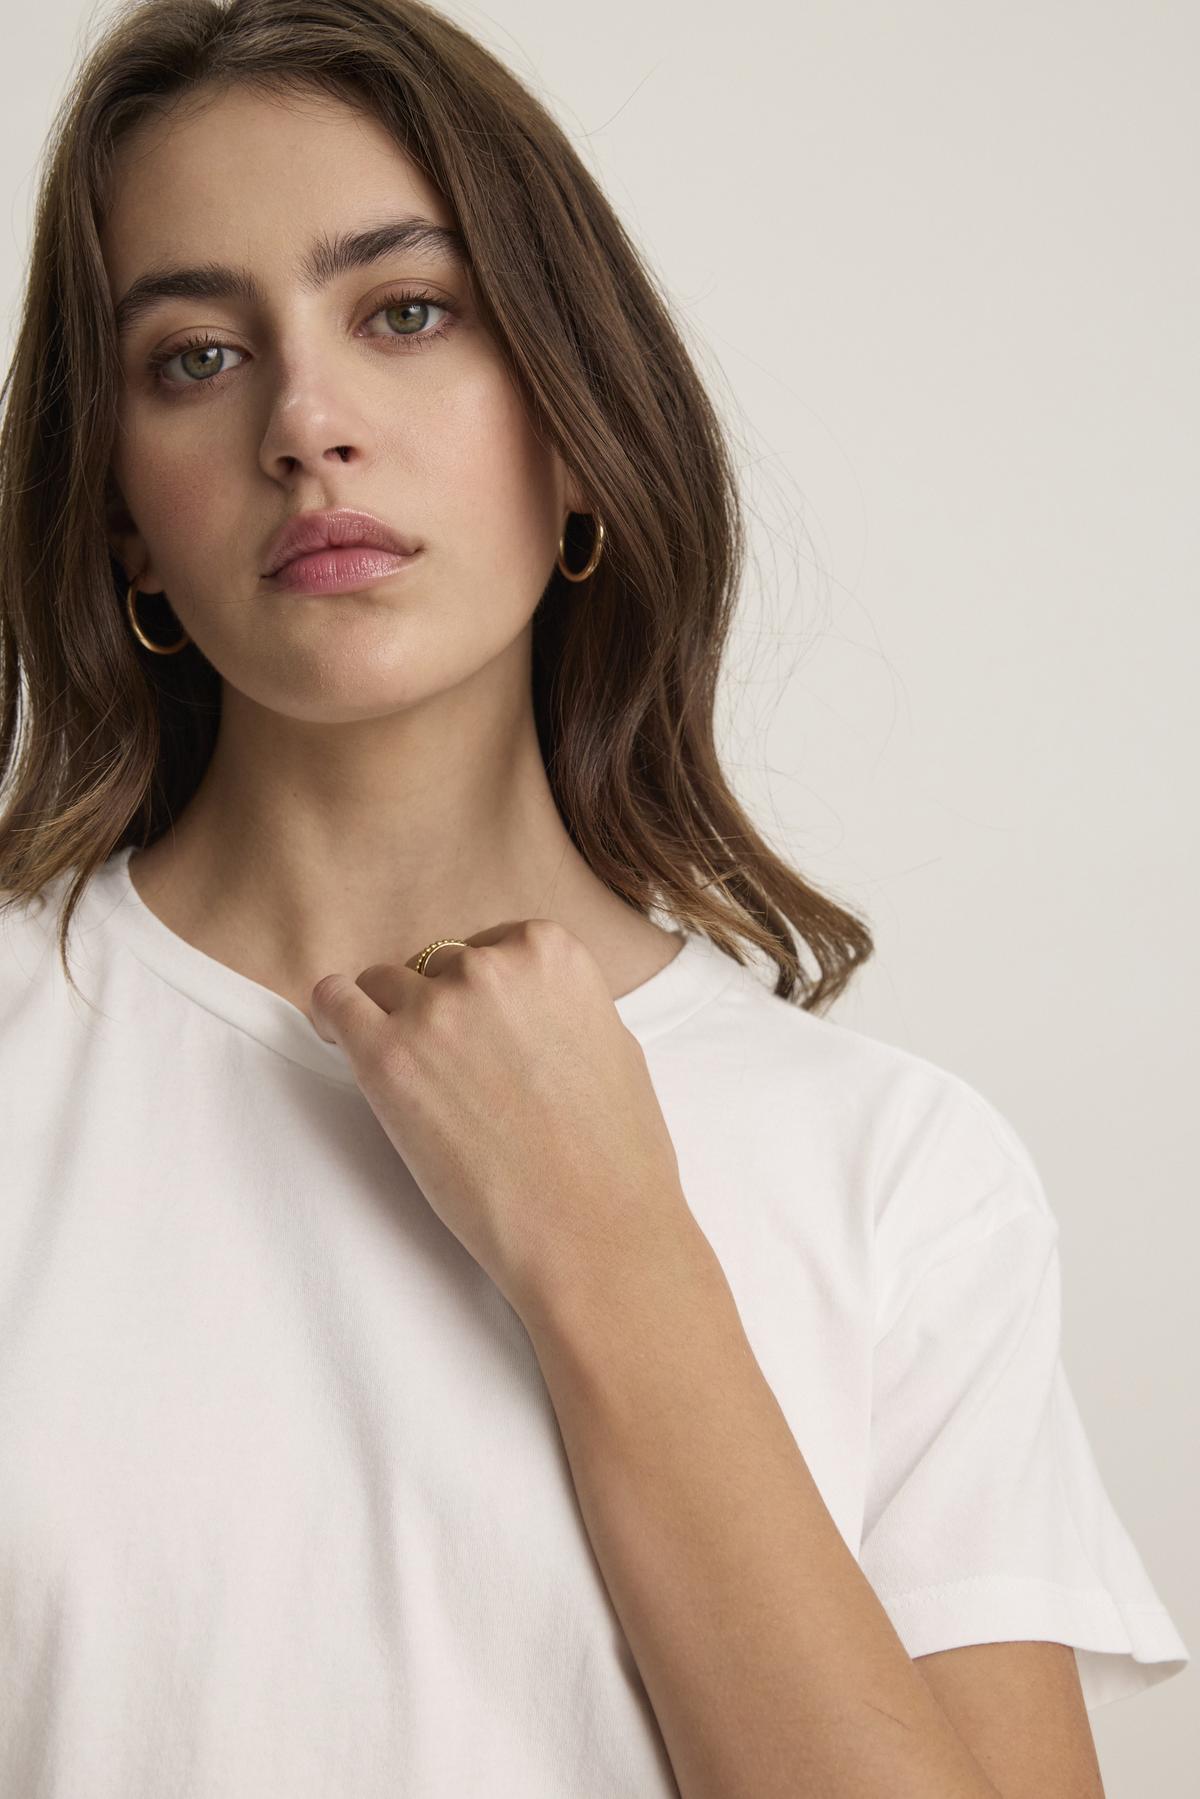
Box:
(145, 286, 458, 392)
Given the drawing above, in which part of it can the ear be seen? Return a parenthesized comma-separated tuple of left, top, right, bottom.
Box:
(105, 468, 161, 591)
(553, 453, 590, 521)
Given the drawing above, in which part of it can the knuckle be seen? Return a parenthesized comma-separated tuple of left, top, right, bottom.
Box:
(464, 943, 507, 986)
(357, 961, 393, 983)
(523, 916, 574, 955)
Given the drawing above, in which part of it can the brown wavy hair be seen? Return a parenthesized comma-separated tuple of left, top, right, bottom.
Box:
(0, 0, 873, 1011)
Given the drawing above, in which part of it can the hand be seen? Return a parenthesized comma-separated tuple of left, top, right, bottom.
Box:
(307, 918, 696, 1322)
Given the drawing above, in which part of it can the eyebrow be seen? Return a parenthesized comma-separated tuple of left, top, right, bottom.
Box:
(112, 215, 469, 341)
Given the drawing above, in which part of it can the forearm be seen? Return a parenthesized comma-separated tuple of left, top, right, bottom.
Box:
(521, 1220, 1000, 1799)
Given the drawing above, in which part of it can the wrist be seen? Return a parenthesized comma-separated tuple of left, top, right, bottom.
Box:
(517, 1206, 730, 1366)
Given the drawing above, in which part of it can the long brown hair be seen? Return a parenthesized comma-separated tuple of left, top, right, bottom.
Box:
(0, 0, 873, 1011)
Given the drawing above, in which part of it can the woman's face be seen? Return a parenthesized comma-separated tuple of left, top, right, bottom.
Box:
(102, 82, 582, 721)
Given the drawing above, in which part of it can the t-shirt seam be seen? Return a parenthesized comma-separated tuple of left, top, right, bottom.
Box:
(869, 1572, 1173, 1609)
(633, 957, 745, 1044)
(114, 933, 361, 1088)
(114, 929, 746, 1073)
(870, 1198, 1056, 1349)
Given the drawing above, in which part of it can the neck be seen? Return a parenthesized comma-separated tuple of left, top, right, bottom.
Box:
(126, 679, 680, 1012)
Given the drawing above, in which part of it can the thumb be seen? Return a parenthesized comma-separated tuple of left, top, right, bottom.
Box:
(308, 971, 365, 1045)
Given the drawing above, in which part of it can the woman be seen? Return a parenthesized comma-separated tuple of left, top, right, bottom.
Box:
(0, 2, 1187, 1794)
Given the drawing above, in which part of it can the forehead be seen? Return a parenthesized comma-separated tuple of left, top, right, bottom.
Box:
(101, 82, 454, 287)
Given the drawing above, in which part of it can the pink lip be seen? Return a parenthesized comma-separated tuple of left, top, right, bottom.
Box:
(262, 506, 423, 578)
(268, 545, 422, 594)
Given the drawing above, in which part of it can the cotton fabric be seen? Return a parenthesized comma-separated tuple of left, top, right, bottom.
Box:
(0, 846, 1188, 1796)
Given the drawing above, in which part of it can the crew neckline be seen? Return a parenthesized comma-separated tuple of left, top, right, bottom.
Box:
(64, 846, 746, 1085)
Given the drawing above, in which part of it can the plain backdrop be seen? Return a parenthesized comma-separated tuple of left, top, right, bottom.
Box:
(2, 1, 1196, 1793)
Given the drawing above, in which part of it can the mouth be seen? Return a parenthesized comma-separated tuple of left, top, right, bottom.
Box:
(265, 544, 423, 596)
(261, 507, 424, 580)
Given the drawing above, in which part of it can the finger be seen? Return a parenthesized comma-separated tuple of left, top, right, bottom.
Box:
(307, 971, 392, 1048)
(345, 941, 473, 1017)
(402, 941, 472, 980)
(400, 922, 520, 982)
(356, 960, 433, 1009)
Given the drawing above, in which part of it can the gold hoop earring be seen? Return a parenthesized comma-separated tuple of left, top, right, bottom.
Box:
(126, 579, 190, 655)
(556, 513, 605, 583)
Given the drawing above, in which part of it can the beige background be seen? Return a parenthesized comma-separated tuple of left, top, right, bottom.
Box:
(2, 1, 1195, 1791)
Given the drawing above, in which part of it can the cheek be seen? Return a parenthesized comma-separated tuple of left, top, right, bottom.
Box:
(114, 405, 241, 569)
(145, 465, 224, 540)
(422, 367, 561, 585)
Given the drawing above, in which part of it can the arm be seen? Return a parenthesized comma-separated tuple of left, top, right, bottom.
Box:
(520, 1217, 1002, 1799)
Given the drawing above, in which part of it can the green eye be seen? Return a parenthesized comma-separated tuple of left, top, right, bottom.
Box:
(146, 286, 459, 392)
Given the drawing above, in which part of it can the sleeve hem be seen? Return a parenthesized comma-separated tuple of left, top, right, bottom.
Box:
(871, 1572, 1191, 1713)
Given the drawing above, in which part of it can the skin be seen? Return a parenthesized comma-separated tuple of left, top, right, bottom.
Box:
(96, 88, 1112, 1796)
(101, 81, 683, 1021)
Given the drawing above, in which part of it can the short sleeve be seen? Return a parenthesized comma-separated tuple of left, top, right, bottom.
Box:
(858, 1073, 1190, 1713)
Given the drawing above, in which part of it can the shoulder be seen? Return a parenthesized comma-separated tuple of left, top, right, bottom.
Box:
(710, 953, 1053, 1239)
(0, 868, 79, 1012)
(708, 947, 1015, 1142)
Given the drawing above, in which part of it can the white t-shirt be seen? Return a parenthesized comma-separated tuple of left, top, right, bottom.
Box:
(0, 845, 1188, 1797)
